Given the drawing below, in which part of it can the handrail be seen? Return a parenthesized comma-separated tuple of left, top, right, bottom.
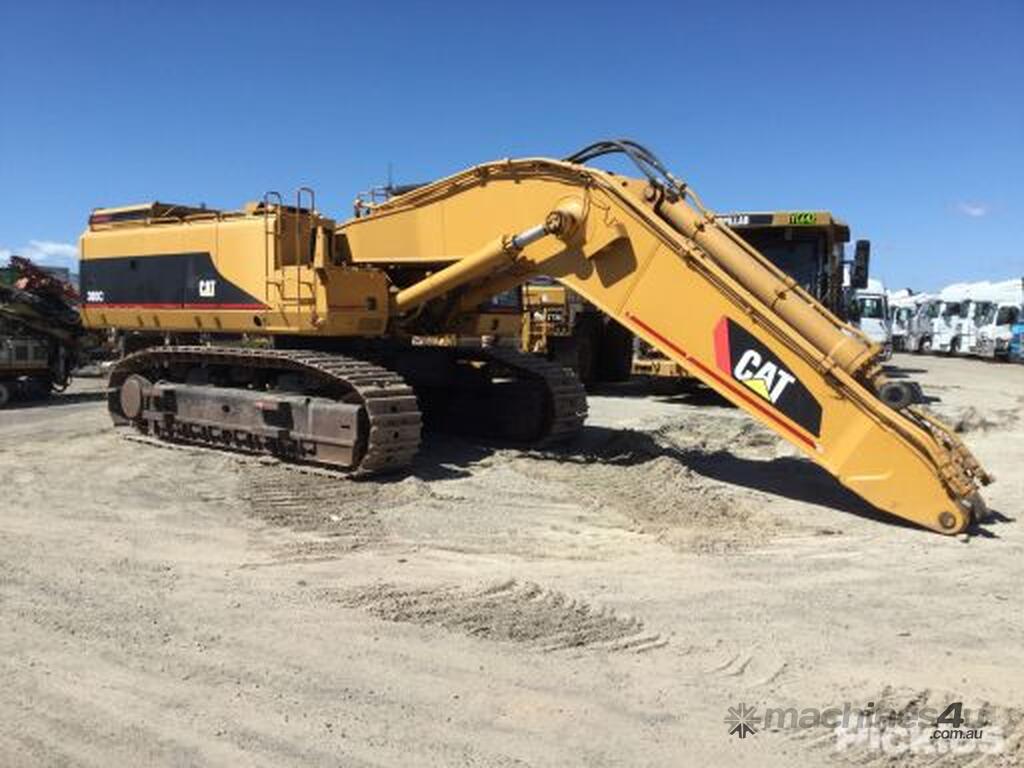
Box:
(262, 191, 284, 305)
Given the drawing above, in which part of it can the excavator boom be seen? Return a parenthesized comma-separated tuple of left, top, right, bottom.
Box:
(342, 143, 989, 534)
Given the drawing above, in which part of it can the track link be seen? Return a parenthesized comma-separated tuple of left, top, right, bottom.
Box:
(108, 346, 421, 473)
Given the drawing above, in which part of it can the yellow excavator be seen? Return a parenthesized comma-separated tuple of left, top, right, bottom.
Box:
(79, 140, 990, 534)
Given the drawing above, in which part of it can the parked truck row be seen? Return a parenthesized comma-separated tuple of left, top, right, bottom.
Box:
(890, 279, 1023, 362)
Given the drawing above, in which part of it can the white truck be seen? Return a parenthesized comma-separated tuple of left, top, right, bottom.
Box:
(888, 290, 918, 352)
(930, 281, 1009, 356)
(851, 278, 892, 359)
(974, 279, 1024, 360)
(956, 287, 995, 356)
(903, 294, 935, 353)
(926, 284, 974, 355)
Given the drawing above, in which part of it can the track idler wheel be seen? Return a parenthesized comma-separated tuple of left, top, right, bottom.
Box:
(119, 375, 153, 420)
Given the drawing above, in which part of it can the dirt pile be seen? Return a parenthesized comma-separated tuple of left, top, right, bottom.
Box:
(952, 405, 1020, 434)
(517, 424, 788, 553)
(330, 579, 666, 652)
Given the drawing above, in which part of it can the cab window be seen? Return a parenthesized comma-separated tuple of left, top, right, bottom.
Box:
(997, 305, 1020, 325)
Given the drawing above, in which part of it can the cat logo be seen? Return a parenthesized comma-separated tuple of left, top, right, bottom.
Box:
(731, 349, 796, 404)
(714, 317, 822, 437)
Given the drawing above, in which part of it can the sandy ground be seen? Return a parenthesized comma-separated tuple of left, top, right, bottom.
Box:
(1, 354, 1022, 767)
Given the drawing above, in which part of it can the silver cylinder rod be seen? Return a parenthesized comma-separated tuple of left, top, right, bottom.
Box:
(511, 223, 549, 250)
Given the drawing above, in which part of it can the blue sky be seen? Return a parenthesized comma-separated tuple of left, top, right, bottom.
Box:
(1, 0, 1021, 290)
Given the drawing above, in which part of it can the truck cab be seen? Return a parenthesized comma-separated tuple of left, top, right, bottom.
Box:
(959, 298, 995, 355)
(850, 279, 892, 359)
(930, 297, 965, 354)
(903, 296, 933, 352)
(974, 280, 1024, 359)
(887, 291, 918, 352)
(976, 303, 1020, 359)
(890, 304, 915, 351)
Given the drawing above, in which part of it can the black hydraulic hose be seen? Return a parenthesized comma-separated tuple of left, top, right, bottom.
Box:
(564, 139, 684, 197)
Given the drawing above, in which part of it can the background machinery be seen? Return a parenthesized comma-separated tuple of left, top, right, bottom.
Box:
(79, 140, 990, 534)
(632, 209, 867, 378)
(521, 279, 633, 385)
(0, 256, 82, 405)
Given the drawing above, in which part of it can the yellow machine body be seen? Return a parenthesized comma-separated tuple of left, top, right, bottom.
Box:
(81, 201, 390, 338)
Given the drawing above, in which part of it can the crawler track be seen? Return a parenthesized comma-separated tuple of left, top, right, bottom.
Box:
(108, 346, 422, 473)
(108, 344, 586, 474)
(466, 345, 588, 444)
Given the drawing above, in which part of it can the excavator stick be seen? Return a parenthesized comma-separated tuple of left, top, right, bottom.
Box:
(345, 145, 990, 534)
